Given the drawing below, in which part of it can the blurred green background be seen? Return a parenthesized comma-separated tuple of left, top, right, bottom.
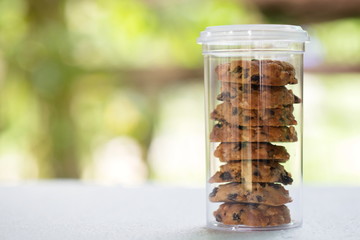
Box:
(0, 0, 359, 185)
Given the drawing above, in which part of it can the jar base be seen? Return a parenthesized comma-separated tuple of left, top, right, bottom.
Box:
(206, 221, 302, 232)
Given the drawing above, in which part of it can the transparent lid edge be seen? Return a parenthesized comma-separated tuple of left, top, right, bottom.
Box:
(197, 24, 310, 44)
(197, 38, 310, 45)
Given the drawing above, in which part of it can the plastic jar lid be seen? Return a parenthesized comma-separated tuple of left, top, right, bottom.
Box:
(197, 24, 309, 44)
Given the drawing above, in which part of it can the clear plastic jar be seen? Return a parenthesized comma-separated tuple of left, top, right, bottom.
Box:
(197, 25, 309, 231)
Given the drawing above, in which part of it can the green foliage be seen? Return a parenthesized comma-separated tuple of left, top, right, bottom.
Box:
(0, 0, 27, 51)
(312, 18, 360, 64)
(304, 74, 360, 184)
(65, 0, 258, 68)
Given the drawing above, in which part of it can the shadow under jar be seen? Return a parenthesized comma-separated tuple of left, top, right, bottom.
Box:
(197, 25, 309, 231)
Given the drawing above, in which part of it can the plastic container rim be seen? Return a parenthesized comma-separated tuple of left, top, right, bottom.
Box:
(197, 24, 310, 44)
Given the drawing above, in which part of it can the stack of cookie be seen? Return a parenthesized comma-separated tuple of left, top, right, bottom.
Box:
(208, 59, 299, 227)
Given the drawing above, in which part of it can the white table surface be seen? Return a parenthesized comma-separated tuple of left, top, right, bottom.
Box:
(0, 181, 358, 240)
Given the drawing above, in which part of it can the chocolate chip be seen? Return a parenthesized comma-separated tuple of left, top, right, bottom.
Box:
(285, 135, 290, 140)
(272, 184, 281, 189)
(234, 143, 244, 151)
(281, 174, 293, 185)
(232, 107, 238, 115)
(265, 160, 271, 164)
(294, 95, 301, 103)
(251, 85, 260, 91)
(251, 75, 260, 83)
(232, 66, 242, 73)
(270, 167, 275, 171)
(232, 213, 241, 221)
(253, 170, 260, 177)
(269, 110, 275, 116)
(209, 187, 218, 198)
(244, 116, 251, 121)
(215, 214, 222, 222)
(223, 92, 231, 98)
(220, 172, 232, 181)
(256, 195, 263, 202)
(215, 123, 223, 128)
(217, 92, 231, 101)
(227, 193, 238, 201)
(243, 70, 249, 78)
(259, 183, 266, 188)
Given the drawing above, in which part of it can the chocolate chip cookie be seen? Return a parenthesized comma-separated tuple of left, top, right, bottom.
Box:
(214, 142, 290, 162)
(209, 161, 293, 185)
(210, 123, 298, 142)
(215, 59, 297, 86)
(217, 83, 300, 109)
(209, 182, 292, 206)
(214, 203, 291, 226)
(211, 102, 297, 126)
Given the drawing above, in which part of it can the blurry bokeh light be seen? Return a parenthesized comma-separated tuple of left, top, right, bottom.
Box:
(0, 0, 359, 186)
